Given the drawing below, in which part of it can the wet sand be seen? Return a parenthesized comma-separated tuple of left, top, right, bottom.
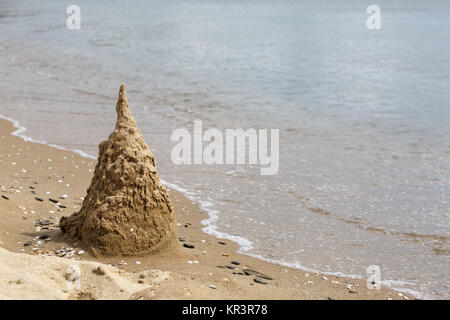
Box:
(0, 118, 411, 300)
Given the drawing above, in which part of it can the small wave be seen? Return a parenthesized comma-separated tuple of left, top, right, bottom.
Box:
(160, 179, 254, 252)
(303, 201, 449, 251)
(380, 280, 428, 300)
(0, 114, 96, 160)
(72, 88, 111, 101)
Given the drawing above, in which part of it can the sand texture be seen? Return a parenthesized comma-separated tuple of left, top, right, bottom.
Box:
(0, 247, 177, 300)
(60, 85, 177, 256)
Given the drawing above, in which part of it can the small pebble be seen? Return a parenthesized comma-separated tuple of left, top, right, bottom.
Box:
(254, 277, 267, 285)
(92, 266, 105, 275)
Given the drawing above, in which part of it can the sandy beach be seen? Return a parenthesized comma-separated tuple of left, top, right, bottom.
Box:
(0, 117, 412, 300)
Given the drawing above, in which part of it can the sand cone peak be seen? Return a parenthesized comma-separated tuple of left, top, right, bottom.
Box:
(60, 85, 177, 256)
(115, 84, 135, 128)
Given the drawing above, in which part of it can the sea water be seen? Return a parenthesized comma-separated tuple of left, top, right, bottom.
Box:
(0, 0, 449, 298)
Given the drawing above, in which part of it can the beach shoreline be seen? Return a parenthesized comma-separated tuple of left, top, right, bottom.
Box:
(0, 117, 412, 300)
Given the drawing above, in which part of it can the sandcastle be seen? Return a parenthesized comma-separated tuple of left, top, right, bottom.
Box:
(60, 84, 177, 256)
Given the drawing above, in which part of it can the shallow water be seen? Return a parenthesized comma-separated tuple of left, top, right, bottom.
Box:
(0, 0, 449, 298)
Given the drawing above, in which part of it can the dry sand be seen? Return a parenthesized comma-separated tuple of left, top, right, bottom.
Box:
(0, 118, 412, 300)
